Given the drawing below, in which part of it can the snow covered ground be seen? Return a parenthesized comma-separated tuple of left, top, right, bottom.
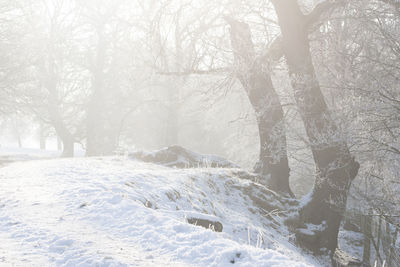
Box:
(0, 153, 324, 266)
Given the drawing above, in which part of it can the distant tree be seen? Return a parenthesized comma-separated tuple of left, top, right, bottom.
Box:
(13, 0, 87, 157)
(79, 0, 146, 156)
(0, 1, 28, 116)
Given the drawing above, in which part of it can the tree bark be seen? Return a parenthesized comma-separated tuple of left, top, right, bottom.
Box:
(270, 0, 359, 252)
(226, 18, 293, 197)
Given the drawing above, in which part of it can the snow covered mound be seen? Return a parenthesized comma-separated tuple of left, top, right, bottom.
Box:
(129, 145, 239, 168)
(0, 157, 321, 266)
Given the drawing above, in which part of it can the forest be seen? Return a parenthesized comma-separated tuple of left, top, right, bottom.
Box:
(0, 0, 399, 266)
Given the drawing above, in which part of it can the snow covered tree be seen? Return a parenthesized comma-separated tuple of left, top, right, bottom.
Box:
(270, 0, 360, 252)
(226, 18, 293, 197)
(311, 0, 400, 236)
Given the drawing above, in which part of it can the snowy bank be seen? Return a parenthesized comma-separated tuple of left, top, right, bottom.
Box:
(0, 157, 323, 266)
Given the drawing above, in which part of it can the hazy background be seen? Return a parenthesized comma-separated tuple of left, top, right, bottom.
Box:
(1, 0, 399, 201)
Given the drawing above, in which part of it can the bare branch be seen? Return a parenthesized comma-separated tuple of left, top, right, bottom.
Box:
(304, 0, 346, 27)
(156, 67, 230, 76)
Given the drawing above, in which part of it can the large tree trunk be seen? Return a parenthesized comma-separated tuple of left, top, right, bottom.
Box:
(61, 136, 74, 158)
(226, 18, 293, 197)
(270, 0, 359, 252)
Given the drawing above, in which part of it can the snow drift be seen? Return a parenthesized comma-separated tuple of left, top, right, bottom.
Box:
(0, 155, 323, 266)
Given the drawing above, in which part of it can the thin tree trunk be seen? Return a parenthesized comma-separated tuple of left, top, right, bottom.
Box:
(362, 212, 371, 264)
(271, 0, 359, 252)
(226, 18, 293, 197)
(48, 101, 74, 157)
(57, 135, 62, 151)
(17, 136, 22, 148)
(389, 227, 398, 266)
(14, 116, 22, 148)
(39, 123, 46, 150)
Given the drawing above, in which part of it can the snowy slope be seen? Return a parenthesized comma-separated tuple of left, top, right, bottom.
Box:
(0, 157, 322, 266)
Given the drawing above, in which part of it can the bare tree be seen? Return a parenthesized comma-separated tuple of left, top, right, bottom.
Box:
(81, 0, 140, 156)
(5, 0, 85, 156)
(270, 0, 360, 252)
(226, 18, 293, 197)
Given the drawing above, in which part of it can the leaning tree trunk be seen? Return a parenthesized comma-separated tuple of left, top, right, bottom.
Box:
(270, 0, 359, 252)
(43, 56, 75, 158)
(226, 18, 294, 197)
(48, 94, 75, 158)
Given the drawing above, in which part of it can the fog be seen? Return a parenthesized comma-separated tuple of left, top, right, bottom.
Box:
(1, 0, 400, 264)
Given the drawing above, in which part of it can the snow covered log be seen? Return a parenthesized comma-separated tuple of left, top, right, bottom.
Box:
(129, 145, 239, 168)
(186, 217, 223, 232)
(129, 146, 299, 220)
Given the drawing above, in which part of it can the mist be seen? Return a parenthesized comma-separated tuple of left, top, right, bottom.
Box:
(1, 0, 399, 266)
